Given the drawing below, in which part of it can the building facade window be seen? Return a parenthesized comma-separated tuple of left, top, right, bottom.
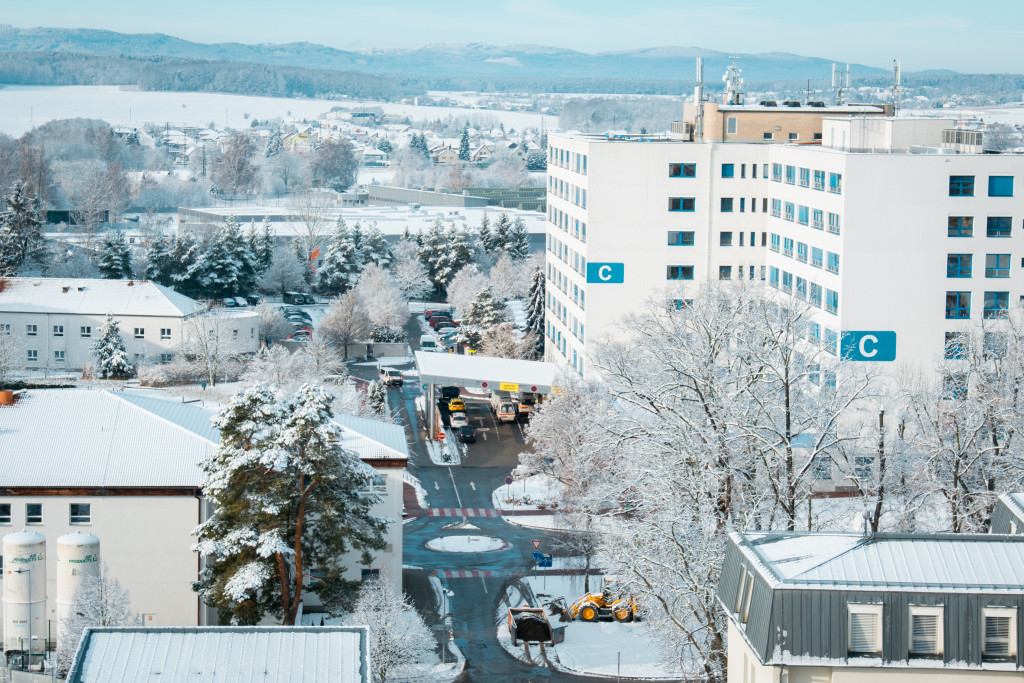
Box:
(811, 247, 824, 268)
(721, 163, 735, 178)
(826, 289, 839, 314)
(763, 132, 774, 141)
(799, 168, 810, 187)
(719, 266, 732, 280)
(988, 176, 1014, 197)
(985, 291, 1009, 318)
(827, 212, 841, 234)
(667, 266, 694, 280)
(946, 291, 971, 319)
(827, 252, 840, 274)
(54, 350, 66, 362)
(828, 172, 843, 194)
(26, 324, 36, 336)
(781, 271, 793, 292)
(983, 607, 1017, 659)
(813, 170, 826, 190)
(26, 349, 37, 362)
(669, 163, 696, 178)
(160, 328, 172, 340)
(796, 243, 808, 262)
(669, 197, 695, 212)
(986, 254, 1010, 278)
(80, 326, 91, 338)
(848, 604, 883, 655)
(721, 197, 734, 212)
(783, 238, 794, 257)
(785, 165, 796, 184)
(771, 164, 782, 182)
(947, 254, 972, 278)
(909, 606, 944, 657)
(949, 175, 975, 196)
(945, 332, 968, 359)
(987, 216, 1012, 237)
(26, 503, 42, 524)
(796, 277, 807, 298)
(0, 503, 9, 524)
(949, 216, 973, 237)
(770, 234, 781, 252)
(810, 283, 822, 307)
(53, 325, 63, 337)
(784, 202, 795, 221)
(720, 231, 733, 246)
(668, 231, 694, 246)
(69, 503, 91, 524)
(727, 117, 737, 135)
(769, 266, 779, 288)
(770, 199, 782, 217)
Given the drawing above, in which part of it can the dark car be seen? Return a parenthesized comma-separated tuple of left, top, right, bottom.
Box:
(457, 425, 476, 443)
(424, 308, 452, 320)
(440, 386, 461, 401)
(246, 295, 262, 306)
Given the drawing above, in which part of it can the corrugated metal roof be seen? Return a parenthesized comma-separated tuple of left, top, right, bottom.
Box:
(0, 389, 213, 488)
(1002, 492, 1024, 518)
(333, 413, 408, 461)
(118, 391, 223, 444)
(740, 531, 1024, 592)
(0, 277, 204, 317)
(67, 626, 370, 683)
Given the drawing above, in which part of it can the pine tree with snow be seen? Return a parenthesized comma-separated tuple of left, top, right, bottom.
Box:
(198, 216, 257, 298)
(477, 213, 494, 253)
(91, 313, 132, 378)
(171, 231, 203, 298)
(264, 130, 283, 158)
(508, 217, 530, 260)
(458, 124, 471, 161)
(417, 217, 448, 298)
(318, 219, 361, 295)
(365, 380, 388, 421)
(525, 265, 545, 358)
(258, 217, 275, 273)
(433, 225, 474, 298)
(56, 564, 137, 674)
(144, 235, 176, 286)
(456, 285, 508, 350)
(492, 213, 512, 253)
(193, 385, 387, 625)
(97, 230, 133, 279)
(360, 224, 392, 268)
(0, 181, 44, 275)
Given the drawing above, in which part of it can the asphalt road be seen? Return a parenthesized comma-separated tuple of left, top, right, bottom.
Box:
(345, 320, 623, 682)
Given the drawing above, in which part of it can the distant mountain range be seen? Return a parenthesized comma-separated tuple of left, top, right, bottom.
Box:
(0, 25, 925, 83)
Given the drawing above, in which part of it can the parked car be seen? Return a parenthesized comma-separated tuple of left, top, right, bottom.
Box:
(233, 297, 248, 307)
(440, 386, 461, 401)
(457, 425, 477, 443)
(284, 291, 315, 305)
(378, 366, 404, 387)
(222, 297, 237, 307)
(431, 319, 459, 330)
(449, 412, 469, 429)
(246, 295, 262, 306)
(434, 323, 457, 334)
(447, 397, 466, 412)
(424, 309, 451, 320)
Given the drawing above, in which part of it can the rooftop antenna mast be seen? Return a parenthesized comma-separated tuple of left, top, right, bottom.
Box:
(832, 63, 850, 105)
(892, 59, 903, 116)
(694, 57, 705, 143)
(723, 56, 744, 106)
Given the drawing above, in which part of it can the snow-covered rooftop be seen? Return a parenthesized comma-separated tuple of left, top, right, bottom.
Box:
(334, 413, 409, 462)
(66, 626, 369, 683)
(738, 531, 1024, 593)
(0, 277, 204, 318)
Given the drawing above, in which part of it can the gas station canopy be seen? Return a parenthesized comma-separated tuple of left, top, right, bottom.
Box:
(414, 352, 565, 394)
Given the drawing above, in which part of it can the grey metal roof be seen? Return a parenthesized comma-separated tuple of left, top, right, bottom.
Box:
(1001, 492, 1024, 518)
(415, 350, 564, 394)
(739, 531, 1024, 592)
(118, 391, 223, 444)
(66, 626, 370, 683)
(333, 413, 408, 461)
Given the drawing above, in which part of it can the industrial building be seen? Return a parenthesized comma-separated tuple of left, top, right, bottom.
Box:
(719, 530, 1024, 681)
(0, 388, 407, 659)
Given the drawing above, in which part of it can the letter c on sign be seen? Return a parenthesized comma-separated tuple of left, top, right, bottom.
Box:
(859, 334, 879, 358)
(598, 265, 612, 281)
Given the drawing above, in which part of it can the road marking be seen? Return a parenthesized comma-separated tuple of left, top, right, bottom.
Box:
(432, 570, 506, 579)
(426, 508, 503, 517)
(447, 467, 464, 509)
(469, 482, 476, 491)
(480, 575, 489, 594)
(434, 482, 440, 491)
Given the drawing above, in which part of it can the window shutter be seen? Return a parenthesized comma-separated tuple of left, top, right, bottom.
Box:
(911, 613, 939, 654)
(850, 612, 880, 653)
(986, 615, 1012, 655)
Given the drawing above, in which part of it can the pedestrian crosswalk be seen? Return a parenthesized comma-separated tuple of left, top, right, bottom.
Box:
(426, 507, 503, 517)
(432, 569, 506, 579)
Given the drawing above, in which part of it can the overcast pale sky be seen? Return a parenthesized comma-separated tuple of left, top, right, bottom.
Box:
(5, 0, 1022, 72)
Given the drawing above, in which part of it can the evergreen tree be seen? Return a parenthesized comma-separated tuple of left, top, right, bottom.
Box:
(508, 217, 530, 260)
(171, 231, 203, 298)
(433, 226, 474, 298)
(264, 130, 283, 158)
(458, 124, 471, 161)
(193, 385, 387, 625)
(526, 266, 546, 358)
(0, 181, 44, 275)
(366, 380, 388, 420)
(144, 235, 176, 286)
(98, 230, 133, 279)
(360, 224, 392, 268)
(477, 213, 494, 253)
(492, 213, 512, 253)
(456, 286, 508, 350)
(199, 216, 257, 298)
(417, 217, 448, 298)
(90, 313, 132, 378)
(317, 219, 360, 295)
(258, 217, 274, 273)
(376, 138, 393, 155)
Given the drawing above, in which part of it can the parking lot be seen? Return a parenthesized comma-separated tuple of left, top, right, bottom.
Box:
(435, 392, 531, 469)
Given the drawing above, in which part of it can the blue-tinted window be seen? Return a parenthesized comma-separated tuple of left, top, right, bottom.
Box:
(825, 289, 839, 314)
(947, 254, 972, 278)
(770, 233, 781, 251)
(721, 197, 734, 212)
(781, 271, 793, 291)
(667, 265, 694, 280)
(669, 163, 696, 178)
(945, 291, 971, 319)
(827, 252, 840, 274)
(813, 170, 825, 190)
(785, 166, 796, 184)
(771, 164, 782, 182)
(944, 332, 967, 360)
(769, 266, 779, 287)
(987, 216, 1012, 237)
(719, 266, 732, 280)
(799, 168, 810, 187)
(720, 231, 733, 246)
(797, 205, 809, 225)
(984, 291, 1009, 319)
(949, 175, 975, 196)
(810, 283, 822, 307)
(796, 243, 808, 262)
(986, 254, 1010, 278)
(721, 163, 735, 178)
(811, 247, 823, 268)
(828, 173, 842, 194)
(668, 231, 694, 246)
(989, 176, 1013, 197)
(948, 216, 973, 237)
(669, 197, 695, 212)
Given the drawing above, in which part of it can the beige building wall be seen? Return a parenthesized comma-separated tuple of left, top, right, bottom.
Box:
(681, 102, 892, 143)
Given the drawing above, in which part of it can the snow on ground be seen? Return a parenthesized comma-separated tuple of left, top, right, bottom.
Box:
(492, 472, 562, 511)
(0, 85, 550, 137)
(404, 470, 430, 511)
(425, 535, 510, 553)
(425, 437, 461, 466)
(506, 299, 527, 328)
(497, 573, 685, 680)
(357, 167, 396, 186)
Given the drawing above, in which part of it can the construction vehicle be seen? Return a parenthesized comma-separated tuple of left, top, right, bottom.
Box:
(547, 579, 638, 623)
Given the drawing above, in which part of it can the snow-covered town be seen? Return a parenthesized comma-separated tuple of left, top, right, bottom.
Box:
(2, 5, 1024, 683)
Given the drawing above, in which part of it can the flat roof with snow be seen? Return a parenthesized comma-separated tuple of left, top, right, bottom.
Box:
(415, 351, 565, 393)
(66, 626, 370, 683)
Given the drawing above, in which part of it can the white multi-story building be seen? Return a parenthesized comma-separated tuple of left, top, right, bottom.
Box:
(546, 116, 1024, 379)
(0, 278, 259, 371)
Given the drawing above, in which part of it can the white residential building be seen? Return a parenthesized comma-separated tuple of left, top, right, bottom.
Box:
(545, 117, 1024, 379)
(0, 278, 259, 371)
(0, 388, 408, 641)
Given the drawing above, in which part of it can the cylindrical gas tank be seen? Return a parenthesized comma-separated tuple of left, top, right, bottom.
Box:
(56, 532, 100, 649)
(2, 530, 47, 655)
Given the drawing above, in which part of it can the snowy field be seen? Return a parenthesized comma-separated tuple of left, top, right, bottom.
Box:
(492, 472, 562, 511)
(0, 85, 550, 136)
(498, 573, 685, 680)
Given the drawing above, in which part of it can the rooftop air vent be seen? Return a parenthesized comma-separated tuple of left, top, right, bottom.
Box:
(808, 101, 826, 107)
(759, 100, 777, 107)
(783, 100, 801, 107)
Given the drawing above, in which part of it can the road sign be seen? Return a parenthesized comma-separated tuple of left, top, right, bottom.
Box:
(586, 262, 624, 284)
(532, 551, 542, 560)
(500, 382, 519, 392)
(840, 331, 897, 361)
(537, 553, 553, 568)
(504, 476, 514, 486)
(531, 540, 542, 550)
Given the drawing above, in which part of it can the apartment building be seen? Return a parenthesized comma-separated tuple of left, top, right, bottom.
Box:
(546, 116, 1024, 379)
(720, 530, 1024, 682)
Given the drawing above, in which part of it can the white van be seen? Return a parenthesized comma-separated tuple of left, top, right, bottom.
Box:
(420, 334, 439, 352)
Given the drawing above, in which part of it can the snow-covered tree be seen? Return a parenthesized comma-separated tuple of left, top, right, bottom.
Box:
(171, 231, 203, 298)
(491, 213, 512, 253)
(193, 385, 387, 625)
(183, 314, 245, 386)
(264, 130, 283, 158)
(345, 569, 438, 683)
(0, 325, 24, 389)
(507, 217, 530, 260)
(97, 230, 132, 280)
(199, 216, 257, 297)
(90, 313, 132, 378)
(320, 291, 372, 360)
(256, 217, 275, 273)
(476, 213, 494, 254)
(417, 218, 448, 298)
(488, 252, 529, 301)
(360, 224, 393, 269)
(256, 302, 293, 344)
(479, 322, 536, 360)
(456, 286, 507, 349)
(318, 219, 361, 296)
(356, 265, 407, 334)
(365, 380, 388, 421)
(57, 564, 137, 674)
(457, 125, 471, 162)
(432, 226, 475, 297)
(144, 235, 176, 286)
(446, 265, 489, 318)
(259, 247, 306, 297)
(391, 254, 431, 303)
(0, 181, 44, 275)
(525, 264, 545, 358)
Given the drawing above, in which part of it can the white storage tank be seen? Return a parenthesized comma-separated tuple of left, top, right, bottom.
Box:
(55, 532, 100, 649)
(2, 530, 47, 655)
